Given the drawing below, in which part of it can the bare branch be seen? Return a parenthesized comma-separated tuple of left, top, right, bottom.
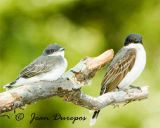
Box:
(0, 49, 148, 114)
(71, 86, 148, 110)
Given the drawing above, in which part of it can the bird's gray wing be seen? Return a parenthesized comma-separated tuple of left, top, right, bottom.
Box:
(19, 56, 62, 78)
(100, 48, 136, 94)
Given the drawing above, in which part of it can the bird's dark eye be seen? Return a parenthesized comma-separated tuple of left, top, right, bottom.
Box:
(127, 39, 131, 43)
(46, 50, 51, 54)
(46, 50, 50, 54)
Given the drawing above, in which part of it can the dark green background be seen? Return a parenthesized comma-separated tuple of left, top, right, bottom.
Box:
(0, 0, 160, 128)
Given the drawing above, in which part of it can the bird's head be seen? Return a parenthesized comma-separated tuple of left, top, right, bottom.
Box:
(124, 34, 142, 46)
(43, 44, 65, 57)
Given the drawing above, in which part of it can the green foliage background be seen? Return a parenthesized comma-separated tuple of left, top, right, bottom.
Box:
(0, 0, 160, 128)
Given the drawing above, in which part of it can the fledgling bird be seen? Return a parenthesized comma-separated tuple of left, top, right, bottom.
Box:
(90, 34, 146, 126)
(4, 44, 68, 89)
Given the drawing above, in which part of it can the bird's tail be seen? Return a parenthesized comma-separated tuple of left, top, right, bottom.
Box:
(3, 81, 16, 90)
(90, 110, 100, 126)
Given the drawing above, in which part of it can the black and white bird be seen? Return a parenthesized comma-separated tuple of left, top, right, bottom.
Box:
(90, 34, 146, 126)
(4, 44, 68, 89)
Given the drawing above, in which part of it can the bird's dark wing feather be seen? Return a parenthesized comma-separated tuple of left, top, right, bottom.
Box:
(19, 56, 62, 78)
(100, 48, 136, 94)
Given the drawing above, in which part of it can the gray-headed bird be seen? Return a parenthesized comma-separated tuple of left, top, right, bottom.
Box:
(90, 34, 146, 126)
(4, 44, 67, 89)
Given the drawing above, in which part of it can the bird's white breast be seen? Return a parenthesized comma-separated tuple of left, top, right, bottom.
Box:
(118, 43, 146, 89)
(40, 58, 67, 81)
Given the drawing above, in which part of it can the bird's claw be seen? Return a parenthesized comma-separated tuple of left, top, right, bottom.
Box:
(129, 85, 142, 91)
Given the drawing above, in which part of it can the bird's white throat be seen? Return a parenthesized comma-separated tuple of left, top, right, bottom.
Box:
(49, 51, 65, 57)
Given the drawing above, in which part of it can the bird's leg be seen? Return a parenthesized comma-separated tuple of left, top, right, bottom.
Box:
(117, 86, 128, 92)
(117, 86, 120, 91)
(117, 86, 131, 97)
(129, 85, 141, 91)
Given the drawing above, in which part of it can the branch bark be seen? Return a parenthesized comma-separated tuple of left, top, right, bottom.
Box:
(0, 49, 148, 114)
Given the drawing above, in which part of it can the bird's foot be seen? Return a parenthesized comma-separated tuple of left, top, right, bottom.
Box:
(117, 87, 128, 92)
(129, 85, 141, 91)
(117, 87, 131, 96)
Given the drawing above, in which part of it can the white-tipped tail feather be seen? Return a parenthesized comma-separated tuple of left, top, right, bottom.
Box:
(90, 118, 97, 127)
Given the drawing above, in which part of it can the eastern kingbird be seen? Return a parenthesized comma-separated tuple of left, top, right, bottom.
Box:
(4, 44, 68, 89)
(90, 34, 146, 126)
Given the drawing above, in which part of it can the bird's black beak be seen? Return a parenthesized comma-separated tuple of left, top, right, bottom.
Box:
(60, 48, 65, 51)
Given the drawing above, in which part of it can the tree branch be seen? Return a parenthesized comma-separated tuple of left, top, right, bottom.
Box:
(0, 49, 148, 114)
